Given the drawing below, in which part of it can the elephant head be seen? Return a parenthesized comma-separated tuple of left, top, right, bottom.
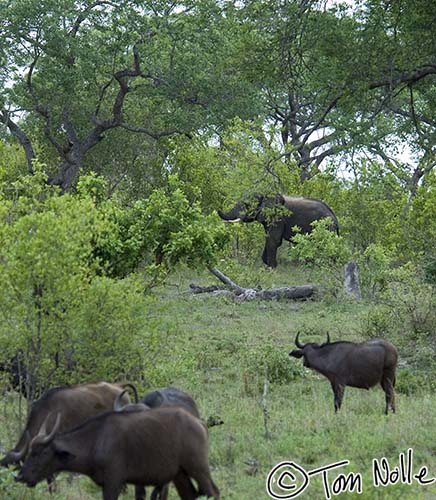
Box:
(218, 194, 285, 224)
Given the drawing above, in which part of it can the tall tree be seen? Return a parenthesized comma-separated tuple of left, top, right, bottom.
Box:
(0, 0, 257, 191)
(237, 0, 436, 183)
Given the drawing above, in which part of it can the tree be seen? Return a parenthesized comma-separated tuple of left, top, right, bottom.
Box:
(0, 0, 258, 191)
(236, 0, 436, 183)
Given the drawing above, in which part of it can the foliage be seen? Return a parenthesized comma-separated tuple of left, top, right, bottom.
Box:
(241, 343, 305, 394)
(0, 170, 160, 400)
(423, 255, 436, 285)
(0, 143, 28, 182)
(361, 262, 436, 371)
(396, 368, 436, 396)
(407, 173, 436, 257)
(357, 243, 393, 299)
(0, 0, 259, 189)
(383, 263, 436, 337)
(64, 276, 157, 385)
(99, 175, 232, 276)
(337, 160, 407, 255)
(288, 218, 351, 296)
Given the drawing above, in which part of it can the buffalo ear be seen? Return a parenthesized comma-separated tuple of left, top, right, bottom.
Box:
(289, 349, 304, 359)
(54, 445, 74, 463)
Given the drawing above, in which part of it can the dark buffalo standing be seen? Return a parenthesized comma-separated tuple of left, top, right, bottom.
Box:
(114, 386, 202, 500)
(218, 194, 339, 268)
(289, 333, 398, 414)
(114, 386, 200, 417)
(16, 408, 220, 500)
(0, 350, 27, 396)
(0, 382, 131, 468)
(0, 349, 77, 400)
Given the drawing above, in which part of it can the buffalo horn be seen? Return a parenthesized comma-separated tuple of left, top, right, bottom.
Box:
(122, 383, 138, 403)
(114, 389, 129, 411)
(5, 432, 30, 462)
(32, 413, 61, 446)
(295, 331, 304, 348)
(325, 332, 331, 344)
(40, 412, 61, 444)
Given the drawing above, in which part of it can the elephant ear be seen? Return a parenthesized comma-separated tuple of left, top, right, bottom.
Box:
(274, 194, 285, 205)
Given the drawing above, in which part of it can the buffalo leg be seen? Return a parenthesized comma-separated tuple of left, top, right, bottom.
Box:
(150, 484, 169, 500)
(102, 481, 124, 500)
(135, 484, 146, 500)
(331, 382, 345, 412)
(191, 470, 219, 499)
(173, 472, 198, 500)
(381, 375, 395, 414)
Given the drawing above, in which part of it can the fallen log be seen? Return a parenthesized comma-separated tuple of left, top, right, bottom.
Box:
(189, 284, 222, 294)
(189, 267, 317, 301)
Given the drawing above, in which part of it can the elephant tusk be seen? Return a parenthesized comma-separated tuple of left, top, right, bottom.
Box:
(223, 218, 241, 223)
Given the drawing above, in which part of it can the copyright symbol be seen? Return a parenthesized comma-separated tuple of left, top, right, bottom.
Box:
(266, 461, 309, 499)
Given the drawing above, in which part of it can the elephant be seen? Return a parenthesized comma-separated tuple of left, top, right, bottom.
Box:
(218, 194, 339, 268)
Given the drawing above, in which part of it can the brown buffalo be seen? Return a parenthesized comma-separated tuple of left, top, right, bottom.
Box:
(0, 382, 132, 468)
(289, 333, 398, 414)
(16, 407, 220, 500)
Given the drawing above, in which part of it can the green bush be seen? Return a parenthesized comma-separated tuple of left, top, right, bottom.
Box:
(96, 174, 232, 277)
(241, 343, 305, 394)
(67, 276, 159, 385)
(289, 219, 351, 297)
(357, 243, 392, 299)
(361, 305, 393, 339)
(0, 171, 167, 401)
(423, 255, 436, 285)
(396, 368, 436, 395)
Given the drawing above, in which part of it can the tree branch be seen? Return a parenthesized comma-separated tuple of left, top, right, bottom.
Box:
(69, 1, 117, 37)
(0, 109, 35, 174)
(369, 64, 436, 90)
(120, 122, 189, 139)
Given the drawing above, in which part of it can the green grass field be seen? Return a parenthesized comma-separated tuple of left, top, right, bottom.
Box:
(1, 267, 435, 499)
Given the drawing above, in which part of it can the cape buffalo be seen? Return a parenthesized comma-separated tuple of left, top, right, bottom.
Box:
(16, 408, 220, 500)
(115, 386, 200, 417)
(0, 348, 77, 400)
(0, 382, 132, 468)
(218, 194, 339, 268)
(289, 333, 398, 414)
(114, 386, 202, 500)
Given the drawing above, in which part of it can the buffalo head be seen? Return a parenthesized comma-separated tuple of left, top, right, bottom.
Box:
(289, 331, 331, 368)
(16, 413, 63, 487)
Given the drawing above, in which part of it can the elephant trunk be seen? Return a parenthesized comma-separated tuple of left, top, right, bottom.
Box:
(217, 208, 241, 223)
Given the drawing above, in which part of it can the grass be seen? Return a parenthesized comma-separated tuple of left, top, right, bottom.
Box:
(1, 265, 435, 499)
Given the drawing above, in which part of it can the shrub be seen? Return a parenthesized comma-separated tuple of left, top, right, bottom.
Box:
(396, 368, 436, 395)
(357, 243, 392, 299)
(0, 172, 166, 402)
(289, 219, 351, 297)
(242, 343, 305, 394)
